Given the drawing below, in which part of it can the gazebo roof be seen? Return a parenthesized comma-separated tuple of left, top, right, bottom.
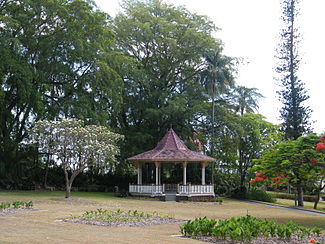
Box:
(128, 128, 215, 162)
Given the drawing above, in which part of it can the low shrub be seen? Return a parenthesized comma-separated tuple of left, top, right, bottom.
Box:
(0, 202, 11, 210)
(116, 189, 129, 198)
(0, 200, 33, 210)
(81, 208, 174, 223)
(180, 215, 319, 242)
(12, 201, 25, 209)
(246, 189, 276, 203)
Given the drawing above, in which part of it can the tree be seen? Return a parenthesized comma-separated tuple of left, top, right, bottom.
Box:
(276, 0, 312, 140)
(0, 0, 123, 185)
(113, 0, 222, 159)
(251, 133, 325, 206)
(30, 119, 123, 198)
(231, 86, 264, 116)
(200, 48, 235, 183)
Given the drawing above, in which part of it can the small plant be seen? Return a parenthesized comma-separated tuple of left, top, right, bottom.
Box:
(0, 202, 11, 210)
(213, 198, 223, 204)
(80, 208, 174, 225)
(12, 201, 25, 209)
(24, 201, 33, 208)
(311, 227, 323, 237)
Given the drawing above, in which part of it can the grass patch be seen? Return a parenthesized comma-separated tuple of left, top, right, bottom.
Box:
(0, 191, 324, 244)
(275, 198, 325, 212)
(0, 190, 116, 201)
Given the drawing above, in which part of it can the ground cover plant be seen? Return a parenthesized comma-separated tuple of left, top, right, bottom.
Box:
(64, 208, 182, 227)
(0, 200, 33, 210)
(181, 215, 324, 243)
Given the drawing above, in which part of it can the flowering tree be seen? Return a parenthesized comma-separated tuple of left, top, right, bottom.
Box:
(30, 119, 123, 198)
(250, 133, 325, 207)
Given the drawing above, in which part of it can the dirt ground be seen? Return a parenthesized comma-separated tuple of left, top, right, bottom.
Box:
(0, 191, 324, 244)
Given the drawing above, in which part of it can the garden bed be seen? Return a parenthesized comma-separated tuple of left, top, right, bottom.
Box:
(0, 208, 39, 216)
(180, 215, 324, 244)
(63, 208, 183, 227)
(188, 235, 325, 244)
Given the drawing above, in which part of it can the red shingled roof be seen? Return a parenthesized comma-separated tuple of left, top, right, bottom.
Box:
(128, 128, 215, 162)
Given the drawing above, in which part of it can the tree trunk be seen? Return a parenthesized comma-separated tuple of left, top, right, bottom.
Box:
(65, 183, 71, 198)
(314, 179, 324, 210)
(64, 167, 71, 198)
(296, 185, 304, 207)
(63, 165, 85, 199)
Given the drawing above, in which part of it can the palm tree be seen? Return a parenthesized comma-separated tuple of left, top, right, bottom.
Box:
(201, 48, 235, 184)
(231, 86, 264, 116)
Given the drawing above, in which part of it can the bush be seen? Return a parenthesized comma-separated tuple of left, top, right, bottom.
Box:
(180, 215, 318, 242)
(0, 202, 11, 210)
(246, 189, 276, 203)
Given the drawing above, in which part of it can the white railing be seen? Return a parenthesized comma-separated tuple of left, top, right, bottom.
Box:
(129, 184, 214, 195)
(178, 184, 214, 194)
(129, 184, 164, 194)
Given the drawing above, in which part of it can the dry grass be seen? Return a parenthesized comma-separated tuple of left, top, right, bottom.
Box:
(0, 191, 324, 244)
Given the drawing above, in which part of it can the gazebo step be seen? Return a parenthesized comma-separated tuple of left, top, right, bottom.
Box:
(164, 193, 176, 202)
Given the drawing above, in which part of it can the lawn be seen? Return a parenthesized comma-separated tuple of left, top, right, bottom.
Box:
(275, 198, 325, 212)
(0, 191, 324, 244)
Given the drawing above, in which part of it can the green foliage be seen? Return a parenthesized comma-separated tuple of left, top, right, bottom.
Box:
(246, 189, 276, 203)
(0, 202, 11, 210)
(252, 133, 325, 206)
(114, 0, 225, 163)
(0, 200, 33, 210)
(0, 0, 123, 185)
(180, 215, 315, 242)
(214, 113, 281, 194)
(276, 0, 312, 139)
(80, 208, 174, 223)
(12, 201, 25, 209)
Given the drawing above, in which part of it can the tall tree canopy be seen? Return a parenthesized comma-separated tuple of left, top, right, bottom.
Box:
(251, 133, 325, 207)
(276, 0, 312, 140)
(0, 0, 123, 183)
(113, 0, 229, 158)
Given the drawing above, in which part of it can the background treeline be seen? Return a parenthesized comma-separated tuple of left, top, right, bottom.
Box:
(0, 0, 280, 194)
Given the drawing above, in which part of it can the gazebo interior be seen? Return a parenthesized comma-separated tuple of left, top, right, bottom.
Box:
(128, 128, 215, 201)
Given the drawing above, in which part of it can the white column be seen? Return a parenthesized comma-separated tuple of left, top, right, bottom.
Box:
(136, 162, 142, 185)
(201, 162, 208, 185)
(182, 162, 188, 185)
(155, 162, 160, 185)
(139, 163, 142, 184)
(158, 165, 161, 185)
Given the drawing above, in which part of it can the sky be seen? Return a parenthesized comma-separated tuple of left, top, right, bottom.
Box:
(95, 0, 325, 133)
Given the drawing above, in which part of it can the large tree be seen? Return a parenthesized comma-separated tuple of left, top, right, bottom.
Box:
(276, 0, 312, 140)
(0, 0, 123, 185)
(30, 119, 123, 198)
(113, 0, 224, 158)
(252, 133, 325, 207)
(200, 48, 235, 183)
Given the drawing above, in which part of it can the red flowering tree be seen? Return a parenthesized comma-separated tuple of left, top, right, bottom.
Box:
(251, 133, 325, 207)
